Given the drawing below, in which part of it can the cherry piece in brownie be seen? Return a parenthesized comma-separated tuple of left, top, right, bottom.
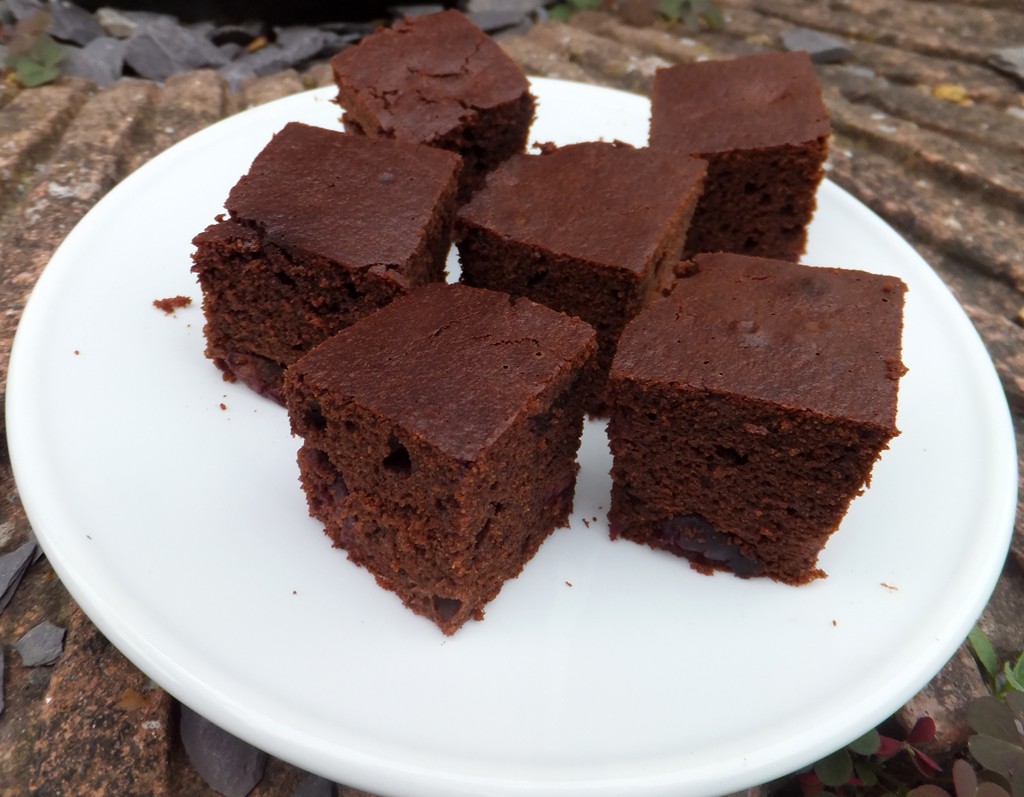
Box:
(283, 283, 597, 635)
(649, 51, 830, 261)
(607, 252, 907, 585)
(456, 141, 707, 414)
(191, 122, 461, 403)
(331, 9, 535, 199)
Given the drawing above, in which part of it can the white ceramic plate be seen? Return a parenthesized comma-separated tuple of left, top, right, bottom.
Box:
(7, 79, 1018, 797)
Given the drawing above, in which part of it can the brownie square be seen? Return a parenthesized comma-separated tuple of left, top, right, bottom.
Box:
(283, 283, 597, 635)
(649, 51, 830, 262)
(331, 9, 535, 199)
(455, 141, 707, 414)
(191, 121, 461, 403)
(607, 252, 907, 584)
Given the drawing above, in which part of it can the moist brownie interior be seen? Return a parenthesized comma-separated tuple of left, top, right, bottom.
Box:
(283, 283, 597, 634)
(607, 252, 907, 584)
(649, 51, 830, 261)
(191, 121, 461, 403)
(331, 9, 535, 199)
(456, 140, 707, 414)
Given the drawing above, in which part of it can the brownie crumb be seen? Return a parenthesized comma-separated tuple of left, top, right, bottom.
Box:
(153, 295, 192, 314)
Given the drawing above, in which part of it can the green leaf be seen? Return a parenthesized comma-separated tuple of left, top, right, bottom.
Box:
(977, 783, 1013, 797)
(855, 760, 880, 787)
(569, 0, 603, 8)
(967, 697, 1021, 744)
(658, 0, 684, 21)
(815, 749, 854, 788)
(849, 728, 882, 756)
(6, 53, 61, 87)
(969, 627, 1000, 680)
(547, 3, 573, 21)
(1011, 763, 1024, 797)
(1005, 660, 1024, 694)
(29, 33, 66, 69)
(968, 735, 1024, 778)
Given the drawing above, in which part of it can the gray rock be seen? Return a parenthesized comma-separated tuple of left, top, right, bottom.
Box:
(124, 16, 229, 82)
(48, 0, 104, 46)
(0, 646, 5, 718)
(466, 9, 532, 33)
(217, 41, 244, 60)
(95, 6, 137, 38)
(989, 46, 1024, 84)
(61, 35, 126, 86)
(0, 539, 37, 615)
(0, 43, 7, 64)
(180, 704, 267, 797)
(14, 620, 65, 667)
(211, 20, 264, 46)
(218, 43, 297, 89)
(6, 0, 43, 21)
(290, 773, 335, 797)
(782, 27, 853, 64)
(273, 25, 332, 62)
(388, 4, 445, 17)
(465, 0, 545, 11)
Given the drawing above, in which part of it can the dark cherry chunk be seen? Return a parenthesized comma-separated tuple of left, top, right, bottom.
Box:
(607, 252, 907, 585)
(456, 141, 707, 414)
(191, 122, 461, 402)
(331, 9, 535, 199)
(649, 51, 830, 261)
(283, 283, 597, 635)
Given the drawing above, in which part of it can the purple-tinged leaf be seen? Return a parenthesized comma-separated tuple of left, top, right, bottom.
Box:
(968, 735, 1024, 778)
(952, 758, 978, 797)
(877, 736, 903, 757)
(0, 540, 38, 614)
(908, 785, 951, 797)
(799, 771, 824, 796)
(179, 704, 267, 797)
(1006, 691, 1024, 717)
(14, 620, 65, 666)
(912, 748, 943, 777)
(968, 697, 1020, 744)
(909, 716, 938, 745)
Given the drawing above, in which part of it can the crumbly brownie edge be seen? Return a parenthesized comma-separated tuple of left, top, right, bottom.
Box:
(285, 330, 597, 634)
(606, 379, 898, 584)
(192, 220, 414, 403)
(683, 137, 829, 261)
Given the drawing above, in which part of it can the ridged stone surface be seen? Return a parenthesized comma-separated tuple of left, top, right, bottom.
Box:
(0, 2, 1021, 793)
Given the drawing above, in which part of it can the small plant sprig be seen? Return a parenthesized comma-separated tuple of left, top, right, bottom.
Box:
(658, 0, 724, 30)
(3, 11, 66, 88)
(799, 719, 943, 797)
(969, 627, 1024, 699)
(547, 0, 723, 30)
(548, 0, 606, 22)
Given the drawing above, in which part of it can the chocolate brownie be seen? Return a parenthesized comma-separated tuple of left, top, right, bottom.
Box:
(283, 283, 597, 635)
(191, 121, 461, 403)
(607, 252, 907, 584)
(331, 10, 535, 199)
(649, 52, 830, 261)
(455, 141, 707, 414)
